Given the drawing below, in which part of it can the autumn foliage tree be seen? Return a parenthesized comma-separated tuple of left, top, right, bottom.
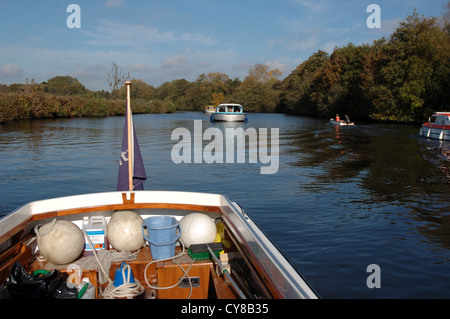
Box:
(211, 92, 225, 106)
(233, 64, 282, 112)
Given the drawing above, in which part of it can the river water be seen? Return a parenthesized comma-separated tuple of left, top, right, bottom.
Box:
(0, 112, 449, 298)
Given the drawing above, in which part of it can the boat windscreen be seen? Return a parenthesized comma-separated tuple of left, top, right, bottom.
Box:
(432, 116, 444, 125)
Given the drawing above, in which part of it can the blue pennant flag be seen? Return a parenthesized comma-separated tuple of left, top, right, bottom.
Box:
(117, 103, 147, 191)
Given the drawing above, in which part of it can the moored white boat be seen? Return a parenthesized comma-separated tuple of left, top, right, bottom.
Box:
(203, 105, 216, 113)
(210, 103, 247, 122)
(420, 112, 450, 141)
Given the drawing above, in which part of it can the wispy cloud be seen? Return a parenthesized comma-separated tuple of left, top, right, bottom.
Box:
(103, 0, 125, 8)
(83, 20, 174, 46)
(129, 63, 156, 73)
(83, 20, 216, 48)
(287, 35, 319, 51)
(71, 64, 106, 82)
(283, 26, 321, 51)
(1, 64, 23, 77)
(291, 0, 328, 13)
(163, 55, 187, 68)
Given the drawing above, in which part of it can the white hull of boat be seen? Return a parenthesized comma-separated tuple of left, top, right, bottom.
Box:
(420, 112, 450, 141)
(0, 191, 318, 299)
(211, 113, 247, 122)
(330, 119, 354, 126)
(420, 126, 450, 141)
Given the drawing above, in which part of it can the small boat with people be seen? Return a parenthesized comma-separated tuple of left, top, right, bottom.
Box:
(0, 82, 317, 300)
(330, 114, 354, 126)
(210, 103, 247, 122)
(419, 112, 450, 141)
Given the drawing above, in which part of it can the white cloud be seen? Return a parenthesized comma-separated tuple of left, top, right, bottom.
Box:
(71, 64, 106, 81)
(83, 20, 173, 47)
(163, 55, 187, 68)
(287, 34, 319, 51)
(266, 38, 275, 48)
(83, 20, 216, 48)
(130, 63, 156, 73)
(1, 64, 23, 77)
(179, 32, 217, 46)
(291, 0, 328, 13)
(103, 0, 124, 8)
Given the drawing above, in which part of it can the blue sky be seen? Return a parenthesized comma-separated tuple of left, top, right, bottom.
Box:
(0, 0, 446, 91)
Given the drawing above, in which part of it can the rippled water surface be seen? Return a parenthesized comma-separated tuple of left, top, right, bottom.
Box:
(1, 112, 449, 298)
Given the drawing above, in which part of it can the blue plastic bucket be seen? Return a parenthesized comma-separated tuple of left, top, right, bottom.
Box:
(142, 216, 181, 260)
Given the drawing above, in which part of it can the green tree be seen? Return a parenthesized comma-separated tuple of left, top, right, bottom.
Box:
(117, 79, 155, 99)
(369, 11, 450, 122)
(41, 76, 87, 96)
(278, 50, 329, 115)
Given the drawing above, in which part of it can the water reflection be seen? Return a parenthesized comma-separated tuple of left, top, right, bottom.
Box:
(283, 120, 450, 249)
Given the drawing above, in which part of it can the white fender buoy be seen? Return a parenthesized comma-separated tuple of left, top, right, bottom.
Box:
(36, 219, 84, 265)
(107, 210, 144, 252)
(179, 213, 217, 248)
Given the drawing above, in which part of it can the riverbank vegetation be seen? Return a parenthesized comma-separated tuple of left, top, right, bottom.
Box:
(1, 10, 449, 123)
(278, 10, 449, 122)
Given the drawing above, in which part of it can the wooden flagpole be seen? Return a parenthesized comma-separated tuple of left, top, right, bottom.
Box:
(125, 80, 133, 191)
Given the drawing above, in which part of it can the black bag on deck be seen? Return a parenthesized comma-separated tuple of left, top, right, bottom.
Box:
(3, 262, 77, 299)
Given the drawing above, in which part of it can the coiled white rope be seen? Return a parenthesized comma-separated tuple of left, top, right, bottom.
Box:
(143, 239, 195, 299)
(101, 262, 145, 299)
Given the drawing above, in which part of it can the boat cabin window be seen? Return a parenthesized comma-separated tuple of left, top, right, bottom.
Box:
(431, 116, 444, 125)
(217, 105, 242, 113)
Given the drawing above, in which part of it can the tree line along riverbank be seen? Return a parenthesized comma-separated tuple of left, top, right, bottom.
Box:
(1, 10, 449, 124)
